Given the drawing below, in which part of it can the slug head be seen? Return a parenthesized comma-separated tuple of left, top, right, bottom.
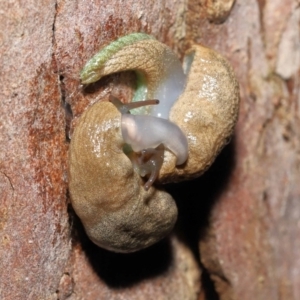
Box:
(110, 95, 188, 190)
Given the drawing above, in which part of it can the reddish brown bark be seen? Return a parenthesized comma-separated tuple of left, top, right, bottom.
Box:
(1, 0, 299, 299)
(194, 1, 300, 299)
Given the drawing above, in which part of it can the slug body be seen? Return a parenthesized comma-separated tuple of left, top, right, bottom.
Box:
(81, 33, 186, 119)
(69, 101, 177, 253)
(69, 33, 239, 252)
(161, 45, 240, 181)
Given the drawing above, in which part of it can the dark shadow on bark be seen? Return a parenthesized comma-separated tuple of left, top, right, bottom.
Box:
(167, 137, 236, 252)
(81, 75, 112, 94)
(71, 211, 173, 288)
(166, 137, 237, 300)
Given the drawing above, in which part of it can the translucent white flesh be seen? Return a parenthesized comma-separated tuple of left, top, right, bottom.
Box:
(149, 60, 186, 119)
(122, 114, 188, 165)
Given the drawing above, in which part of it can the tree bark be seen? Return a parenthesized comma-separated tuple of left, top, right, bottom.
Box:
(0, 0, 299, 299)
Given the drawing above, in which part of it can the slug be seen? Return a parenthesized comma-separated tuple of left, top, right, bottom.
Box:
(161, 45, 240, 181)
(68, 100, 178, 253)
(69, 33, 239, 252)
(80, 32, 186, 119)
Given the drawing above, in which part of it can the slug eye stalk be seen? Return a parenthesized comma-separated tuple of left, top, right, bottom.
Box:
(109, 94, 160, 114)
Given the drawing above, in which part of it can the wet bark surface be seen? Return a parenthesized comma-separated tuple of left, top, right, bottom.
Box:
(0, 0, 299, 299)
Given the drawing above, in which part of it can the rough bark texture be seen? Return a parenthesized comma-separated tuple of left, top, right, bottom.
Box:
(193, 1, 300, 299)
(0, 1, 69, 299)
(0, 0, 299, 299)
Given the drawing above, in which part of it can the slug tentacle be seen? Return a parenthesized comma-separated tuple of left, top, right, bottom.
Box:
(109, 94, 159, 114)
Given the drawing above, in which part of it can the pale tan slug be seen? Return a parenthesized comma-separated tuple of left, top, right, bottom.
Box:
(80, 33, 186, 119)
(160, 45, 240, 182)
(69, 33, 239, 252)
(68, 101, 178, 253)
